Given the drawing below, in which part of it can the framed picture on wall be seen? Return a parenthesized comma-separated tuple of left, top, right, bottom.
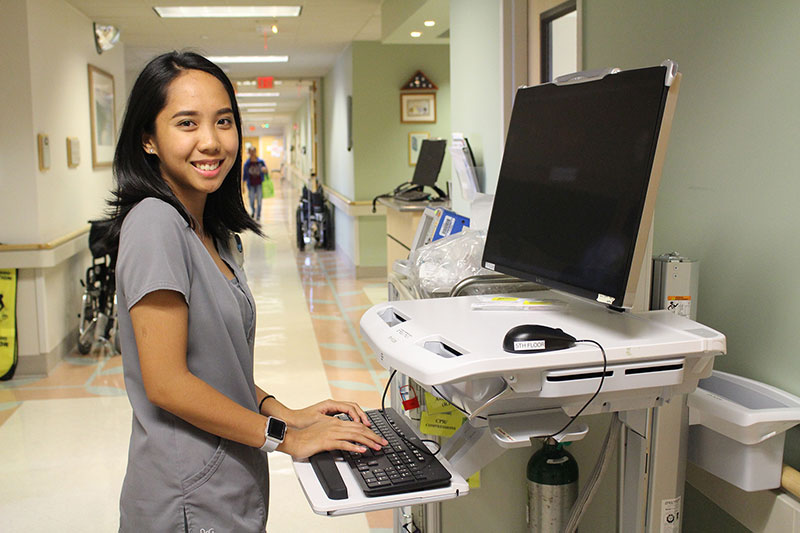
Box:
(88, 64, 116, 168)
(400, 93, 436, 123)
(408, 132, 430, 165)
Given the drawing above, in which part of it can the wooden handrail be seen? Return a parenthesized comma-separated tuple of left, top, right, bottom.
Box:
(0, 224, 90, 252)
(322, 185, 373, 207)
(782, 464, 800, 500)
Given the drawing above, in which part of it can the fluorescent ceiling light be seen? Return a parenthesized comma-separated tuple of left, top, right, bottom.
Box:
(154, 6, 301, 18)
(410, 31, 422, 38)
(236, 92, 280, 97)
(207, 56, 288, 63)
(424, 20, 436, 27)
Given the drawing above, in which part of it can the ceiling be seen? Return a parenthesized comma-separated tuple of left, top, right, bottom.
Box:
(66, 0, 450, 135)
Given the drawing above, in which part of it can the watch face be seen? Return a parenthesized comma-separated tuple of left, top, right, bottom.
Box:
(267, 418, 286, 440)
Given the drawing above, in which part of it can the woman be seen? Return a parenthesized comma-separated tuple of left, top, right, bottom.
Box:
(106, 51, 386, 532)
(243, 145, 267, 219)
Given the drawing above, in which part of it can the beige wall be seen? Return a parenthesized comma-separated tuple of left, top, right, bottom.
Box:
(0, 0, 126, 374)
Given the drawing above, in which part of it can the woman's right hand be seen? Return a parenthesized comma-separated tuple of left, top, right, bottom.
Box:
(277, 416, 388, 459)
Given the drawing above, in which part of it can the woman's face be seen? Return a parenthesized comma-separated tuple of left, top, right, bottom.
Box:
(144, 69, 239, 203)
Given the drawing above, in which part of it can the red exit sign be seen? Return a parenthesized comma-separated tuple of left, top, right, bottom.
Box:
(257, 76, 274, 89)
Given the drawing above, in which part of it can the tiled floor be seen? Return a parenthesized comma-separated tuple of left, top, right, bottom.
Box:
(0, 180, 391, 532)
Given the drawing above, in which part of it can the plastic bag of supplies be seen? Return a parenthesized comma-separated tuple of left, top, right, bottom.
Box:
(409, 229, 493, 298)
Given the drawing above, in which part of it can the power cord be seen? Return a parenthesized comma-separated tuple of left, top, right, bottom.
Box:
(380, 369, 441, 456)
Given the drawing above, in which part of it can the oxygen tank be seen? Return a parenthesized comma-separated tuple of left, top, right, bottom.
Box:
(527, 439, 579, 532)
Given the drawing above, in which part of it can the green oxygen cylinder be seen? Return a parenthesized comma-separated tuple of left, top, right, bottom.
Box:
(527, 439, 579, 532)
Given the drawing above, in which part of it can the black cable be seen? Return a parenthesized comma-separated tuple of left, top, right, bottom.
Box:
(542, 339, 608, 441)
(379, 369, 440, 456)
(380, 369, 397, 414)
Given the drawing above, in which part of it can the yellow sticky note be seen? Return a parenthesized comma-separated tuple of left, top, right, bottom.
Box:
(491, 296, 519, 301)
(424, 391, 455, 415)
(419, 410, 465, 437)
(467, 470, 481, 489)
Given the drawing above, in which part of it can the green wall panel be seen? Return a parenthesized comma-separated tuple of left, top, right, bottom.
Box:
(351, 41, 451, 201)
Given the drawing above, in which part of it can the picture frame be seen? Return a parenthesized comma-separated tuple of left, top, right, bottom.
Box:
(400, 92, 436, 123)
(408, 132, 430, 165)
(88, 64, 116, 168)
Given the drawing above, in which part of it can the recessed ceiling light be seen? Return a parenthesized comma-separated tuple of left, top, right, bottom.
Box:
(410, 31, 422, 38)
(424, 20, 435, 27)
(207, 56, 288, 63)
(236, 92, 280, 97)
(154, 6, 301, 18)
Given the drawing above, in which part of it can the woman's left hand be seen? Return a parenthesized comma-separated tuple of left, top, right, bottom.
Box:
(289, 400, 371, 429)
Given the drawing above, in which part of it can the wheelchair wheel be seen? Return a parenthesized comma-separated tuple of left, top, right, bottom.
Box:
(322, 208, 335, 251)
(295, 206, 305, 251)
(77, 296, 95, 355)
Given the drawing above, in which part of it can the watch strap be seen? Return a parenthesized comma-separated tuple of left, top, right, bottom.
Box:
(260, 416, 284, 453)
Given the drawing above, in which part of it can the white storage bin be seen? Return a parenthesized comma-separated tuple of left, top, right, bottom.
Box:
(687, 370, 800, 491)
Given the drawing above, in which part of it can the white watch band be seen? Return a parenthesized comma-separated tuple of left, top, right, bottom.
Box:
(260, 416, 285, 453)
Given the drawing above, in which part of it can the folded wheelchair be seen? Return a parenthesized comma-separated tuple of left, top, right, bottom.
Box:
(77, 220, 119, 355)
(296, 183, 335, 251)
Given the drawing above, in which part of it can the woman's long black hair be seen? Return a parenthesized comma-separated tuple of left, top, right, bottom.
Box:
(103, 51, 262, 256)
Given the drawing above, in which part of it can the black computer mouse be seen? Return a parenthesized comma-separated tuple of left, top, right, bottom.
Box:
(502, 324, 576, 353)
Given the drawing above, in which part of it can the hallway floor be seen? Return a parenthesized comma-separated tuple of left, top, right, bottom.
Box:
(0, 180, 391, 532)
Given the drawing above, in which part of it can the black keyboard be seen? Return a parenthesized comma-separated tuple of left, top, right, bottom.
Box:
(340, 408, 451, 497)
(395, 189, 430, 202)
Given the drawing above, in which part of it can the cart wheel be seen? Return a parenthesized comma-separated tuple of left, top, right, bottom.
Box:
(295, 207, 305, 251)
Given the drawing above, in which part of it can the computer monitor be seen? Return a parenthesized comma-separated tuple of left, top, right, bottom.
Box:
(411, 139, 446, 187)
(482, 62, 681, 310)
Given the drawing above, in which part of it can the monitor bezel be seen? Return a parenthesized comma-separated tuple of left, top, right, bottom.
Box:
(482, 66, 682, 310)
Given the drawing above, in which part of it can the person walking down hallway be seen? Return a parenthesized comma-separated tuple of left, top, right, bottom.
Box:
(243, 146, 267, 220)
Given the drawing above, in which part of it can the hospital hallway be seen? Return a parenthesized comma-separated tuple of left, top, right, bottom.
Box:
(0, 179, 392, 532)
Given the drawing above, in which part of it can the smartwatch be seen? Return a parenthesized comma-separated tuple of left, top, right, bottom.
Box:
(260, 416, 286, 453)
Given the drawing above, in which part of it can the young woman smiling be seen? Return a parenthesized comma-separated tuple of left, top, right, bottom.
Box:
(105, 51, 385, 532)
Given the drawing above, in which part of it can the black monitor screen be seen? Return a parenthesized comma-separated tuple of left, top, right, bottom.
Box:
(482, 65, 671, 307)
(412, 139, 446, 186)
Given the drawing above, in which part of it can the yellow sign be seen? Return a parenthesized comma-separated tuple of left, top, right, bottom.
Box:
(424, 391, 456, 415)
(467, 470, 481, 489)
(419, 410, 465, 437)
(0, 269, 18, 380)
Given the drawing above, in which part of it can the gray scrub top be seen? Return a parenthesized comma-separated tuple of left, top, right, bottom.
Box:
(116, 198, 268, 532)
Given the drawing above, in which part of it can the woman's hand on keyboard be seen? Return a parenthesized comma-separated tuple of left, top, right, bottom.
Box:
(278, 416, 388, 460)
(288, 399, 371, 429)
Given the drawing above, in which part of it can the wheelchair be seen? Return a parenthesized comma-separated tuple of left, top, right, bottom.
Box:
(77, 220, 119, 355)
(296, 183, 335, 251)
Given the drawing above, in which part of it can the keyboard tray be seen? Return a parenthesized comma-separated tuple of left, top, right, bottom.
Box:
(292, 409, 469, 516)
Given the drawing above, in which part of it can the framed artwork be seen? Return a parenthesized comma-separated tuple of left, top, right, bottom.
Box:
(88, 64, 116, 168)
(400, 92, 436, 123)
(408, 132, 430, 165)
